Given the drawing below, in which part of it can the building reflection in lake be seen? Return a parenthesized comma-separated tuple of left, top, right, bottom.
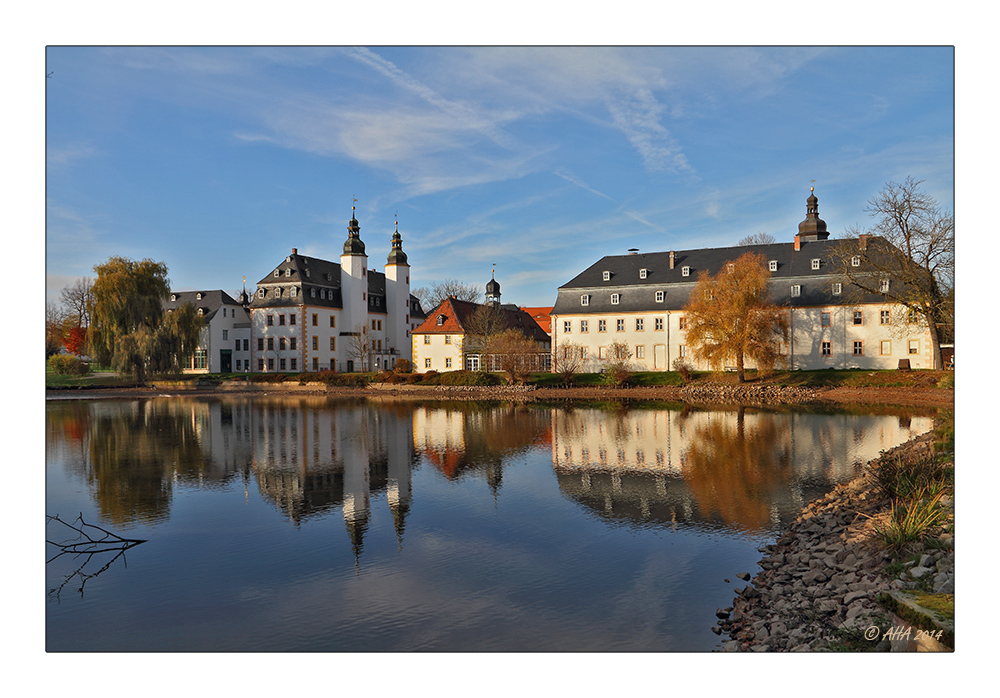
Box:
(550, 405, 934, 534)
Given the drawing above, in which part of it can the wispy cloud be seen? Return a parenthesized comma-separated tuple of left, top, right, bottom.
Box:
(554, 169, 613, 201)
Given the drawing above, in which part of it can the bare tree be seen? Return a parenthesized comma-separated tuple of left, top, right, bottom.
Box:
(833, 177, 954, 369)
(737, 231, 776, 246)
(483, 329, 537, 384)
(464, 303, 508, 354)
(555, 342, 585, 386)
(412, 278, 482, 310)
(60, 276, 94, 327)
(46, 301, 69, 357)
(604, 340, 634, 388)
(346, 324, 376, 372)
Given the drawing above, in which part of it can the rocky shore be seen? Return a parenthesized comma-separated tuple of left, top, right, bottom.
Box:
(714, 429, 954, 651)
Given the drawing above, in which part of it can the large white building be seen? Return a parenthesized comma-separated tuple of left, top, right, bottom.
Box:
(248, 210, 426, 373)
(550, 193, 935, 372)
(164, 289, 251, 373)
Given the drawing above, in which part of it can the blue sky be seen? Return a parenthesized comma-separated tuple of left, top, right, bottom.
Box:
(45, 46, 954, 310)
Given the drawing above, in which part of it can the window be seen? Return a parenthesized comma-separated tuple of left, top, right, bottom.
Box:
(580, 320, 589, 333)
(853, 341, 864, 356)
(243, 339, 249, 351)
(267, 315, 274, 326)
(635, 345, 645, 359)
(682, 266, 690, 277)
(258, 359, 264, 371)
(635, 318, 644, 331)
(193, 350, 207, 370)
(598, 346, 607, 359)
(273, 270, 280, 277)
(289, 313, 296, 325)
(268, 358, 275, 371)
(853, 311, 863, 326)
(639, 268, 648, 279)
(679, 316, 687, 330)
(290, 358, 297, 371)
(330, 337, 336, 351)
(598, 319, 607, 333)
(291, 287, 297, 297)
(610, 293, 620, 305)
(851, 256, 861, 267)
(258, 288, 265, 298)
(330, 316, 335, 328)
(235, 339, 240, 351)
(880, 340, 892, 356)
(907, 309, 919, 324)
(704, 289, 713, 300)
(880, 310, 891, 325)
(811, 259, 821, 270)
(726, 263, 735, 274)
(312, 314, 318, 326)
(790, 285, 801, 297)
(267, 338, 274, 351)
(880, 279, 890, 293)
(425, 358, 432, 368)
(821, 312, 831, 327)
(581, 294, 589, 306)
(616, 319, 625, 332)
(279, 337, 286, 350)
(909, 339, 920, 355)
(655, 290, 664, 302)
(312, 336, 318, 350)
(603, 271, 611, 281)
(235, 359, 241, 371)
(423, 335, 431, 344)
(832, 283, 842, 296)
(655, 318, 663, 331)
(313, 357, 319, 371)
(444, 335, 452, 344)
(563, 321, 572, 333)
(279, 358, 286, 371)
(275, 288, 282, 298)
(580, 347, 588, 359)
(290, 337, 297, 350)
(769, 260, 778, 272)
(223, 329, 228, 341)
(279, 314, 286, 325)
(445, 358, 452, 368)
(679, 344, 687, 358)
(437, 315, 445, 326)
(821, 341, 831, 356)
(258, 338, 264, 351)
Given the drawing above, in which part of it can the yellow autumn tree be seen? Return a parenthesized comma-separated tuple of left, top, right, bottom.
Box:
(682, 252, 789, 383)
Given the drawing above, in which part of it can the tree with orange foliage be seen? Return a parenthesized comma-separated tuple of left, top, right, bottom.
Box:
(681, 252, 788, 383)
(63, 326, 88, 356)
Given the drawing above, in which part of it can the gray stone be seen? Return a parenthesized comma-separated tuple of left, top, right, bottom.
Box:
(919, 554, 934, 568)
(737, 572, 751, 581)
(843, 590, 869, 605)
(908, 566, 932, 579)
(723, 640, 741, 652)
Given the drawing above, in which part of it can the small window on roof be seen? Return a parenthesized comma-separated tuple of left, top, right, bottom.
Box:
(655, 290, 664, 302)
(580, 294, 589, 306)
(832, 282, 842, 295)
(851, 256, 861, 267)
(769, 260, 778, 272)
(603, 271, 611, 281)
(811, 258, 821, 270)
(437, 315, 446, 326)
(285, 269, 292, 277)
(682, 266, 690, 277)
(171, 294, 177, 301)
(273, 269, 280, 277)
(639, 268, 648, 279)
(790, 284, 801, 297)
(610, 293, 620, 305)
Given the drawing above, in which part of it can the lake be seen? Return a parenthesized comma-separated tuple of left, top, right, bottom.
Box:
(45, 396, 934, 652)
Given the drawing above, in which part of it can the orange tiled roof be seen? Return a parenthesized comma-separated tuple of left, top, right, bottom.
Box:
(519, 307, 553, 334)
(413, 298, 549, 344)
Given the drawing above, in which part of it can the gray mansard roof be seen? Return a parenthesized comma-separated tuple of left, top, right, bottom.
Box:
(165, 289, 245, 322)
(553, 238, 888, 315)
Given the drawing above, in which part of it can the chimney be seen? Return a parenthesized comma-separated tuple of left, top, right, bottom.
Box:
(859, 234, 870, 251)
(291, 247, 298, 255)
(628, 248, 639, 255)
(793, 236, 801, 252)
(669, 251, 675, 269)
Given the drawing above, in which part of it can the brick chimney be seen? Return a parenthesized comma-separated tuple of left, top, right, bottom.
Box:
(669, 251, 675, 269)
(859, 234, 870, 251)
(793, 236, 801, 252)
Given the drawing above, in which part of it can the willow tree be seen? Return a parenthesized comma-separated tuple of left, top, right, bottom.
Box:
(682, 252, 789, 383)
(88, 256, 203, 380)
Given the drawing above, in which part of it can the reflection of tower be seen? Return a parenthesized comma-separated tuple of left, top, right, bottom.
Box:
(342, 411, 371, 560)
(386, 409, 414, 548)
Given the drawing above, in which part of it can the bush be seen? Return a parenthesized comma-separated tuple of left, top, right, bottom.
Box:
(48, 354, 90, 376)
(436, 370, 504, 386)
(405, 372, 424, 384)
(393, 358, 412, 374)
(672, 358, 692, 384)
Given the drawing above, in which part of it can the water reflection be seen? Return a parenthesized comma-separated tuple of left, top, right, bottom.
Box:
(47, 398, 934, 549)
(551, 404, 934, 534)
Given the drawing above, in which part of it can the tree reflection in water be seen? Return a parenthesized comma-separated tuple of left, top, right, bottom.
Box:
(680, 407, 793, 532)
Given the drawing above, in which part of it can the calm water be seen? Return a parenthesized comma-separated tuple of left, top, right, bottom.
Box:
(45, 396, 933, 652)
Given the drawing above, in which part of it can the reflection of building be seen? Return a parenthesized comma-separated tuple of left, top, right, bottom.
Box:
(551, 192, 936, 371)
(551, 406, 933, 532)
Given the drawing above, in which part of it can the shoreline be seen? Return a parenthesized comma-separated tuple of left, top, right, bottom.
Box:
(45, 382, 954, 408)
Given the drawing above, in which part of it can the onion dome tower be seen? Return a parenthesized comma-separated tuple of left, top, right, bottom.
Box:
(486, 268, 501, 306)
(387, 220, 408, 265)
(343, 204, 367, 255)
(796, 187, 830, 242)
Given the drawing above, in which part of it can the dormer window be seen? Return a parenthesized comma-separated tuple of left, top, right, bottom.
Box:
(655, 290, 664, 302)
(257, 289, 265, 298)
(197, 308, 204, 316)
(682, 266, 690, 277)
(790, 284, 801, 297)
(851, 256, 861, 267)
(880, 279, 890, 293)
(437, 315, 446, 326)
(284, 269, 292, 277)
(273, 270, 280, 277)
(580, 294, 589, 306)
(603, 271, 611, 281)
(610, 293, 620, 305)
(291, 287, 298, 297)
(726, 263, 735, 274)
(196, 292, 203, 300)
(811, 259, 821, 270)
(832, 282, 842, 295)
(171, 294, 177, 301)
(639, 268, 648, 279)
(769, 260, 778, 272)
